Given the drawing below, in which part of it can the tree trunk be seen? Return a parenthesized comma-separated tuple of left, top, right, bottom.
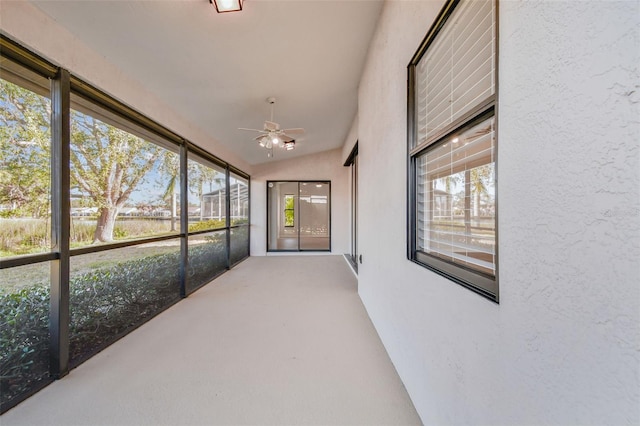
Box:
(464, 170, 471, 244)
(473, 191, 480, 221)
(170, 192, 177, 232)
(94, 207, 118, 243)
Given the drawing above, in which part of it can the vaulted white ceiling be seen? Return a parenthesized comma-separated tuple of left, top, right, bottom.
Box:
(30, 0, 383, 166)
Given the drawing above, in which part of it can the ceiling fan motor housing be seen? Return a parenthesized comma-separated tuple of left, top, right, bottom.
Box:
(238, 96, 303, 157)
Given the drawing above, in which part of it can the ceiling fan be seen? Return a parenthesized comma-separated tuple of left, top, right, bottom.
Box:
(238, 97, 305, 157)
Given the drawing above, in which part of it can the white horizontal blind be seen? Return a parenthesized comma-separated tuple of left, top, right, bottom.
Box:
(417, 116, 495, 276)
(414, 0, 495, 149)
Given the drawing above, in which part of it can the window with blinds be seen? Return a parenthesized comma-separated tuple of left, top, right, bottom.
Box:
(408, 0, 498, 301)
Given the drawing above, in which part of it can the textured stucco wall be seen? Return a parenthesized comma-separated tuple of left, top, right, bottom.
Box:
(0, 1, 251, 173)
(251, 149, 349, 256)
(357, 0, 639, 424)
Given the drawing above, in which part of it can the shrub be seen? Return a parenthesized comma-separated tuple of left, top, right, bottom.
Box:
(188, 219, 226, 233)
(230, 226, 249, 265)
(68, 251, 182, 363)
(0, 285, 50, 409)
(0, 249, 182, 408)
(0, 230, 248, 408)
(187, 235, 226, 291)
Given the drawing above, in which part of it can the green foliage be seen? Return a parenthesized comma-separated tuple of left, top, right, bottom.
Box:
(1, 78, 166, 242)
(0, 285, 50, 408)
(230, 225, 249, 265)
(188, 219, 226, 233)
(185, 219, 247, 233)
(0, 218, 176, 256)
(284, 209, 294, 227)
(70, 112, 163, 242)
(0, 247, 196, 407)
(0, 227, 248, 408)
(69, 221, 99, 246)
(0, 219, 50, 255)
(112, 226, 128, 239)
(0, 80, 51, 218)
(68, 250, 183, 362)
(187, 234, 227, 290)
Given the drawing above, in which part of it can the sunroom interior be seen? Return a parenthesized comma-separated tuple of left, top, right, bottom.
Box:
(0, 1, 638, 425)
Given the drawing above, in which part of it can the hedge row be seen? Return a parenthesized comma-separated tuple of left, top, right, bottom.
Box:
(0, 229, 248, 408)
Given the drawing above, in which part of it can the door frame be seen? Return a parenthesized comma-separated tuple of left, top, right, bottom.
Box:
(344, 142, 358, 271)
(266, 180, 332, 252)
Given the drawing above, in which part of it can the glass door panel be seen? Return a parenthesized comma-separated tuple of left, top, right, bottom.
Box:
(299, 182, 330, 250)
(267, 181, 299, 251)
(267, 181, 330, 251)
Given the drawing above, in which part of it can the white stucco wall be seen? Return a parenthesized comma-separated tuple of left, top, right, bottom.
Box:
(357, 0, 639, 424)
(0, 1, 251, 173)
(251, 148, 350, 256)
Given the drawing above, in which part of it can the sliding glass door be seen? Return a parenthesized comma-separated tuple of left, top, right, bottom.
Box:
(267, 181, 330, 252)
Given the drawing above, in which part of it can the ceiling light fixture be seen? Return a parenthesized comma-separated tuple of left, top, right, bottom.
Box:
(238, 97, 305, 158)
(210, 0, 243, 13)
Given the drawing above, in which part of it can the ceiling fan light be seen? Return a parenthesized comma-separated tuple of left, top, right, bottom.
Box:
(210, 0, 243, 13)
(272, 136, 279, 145)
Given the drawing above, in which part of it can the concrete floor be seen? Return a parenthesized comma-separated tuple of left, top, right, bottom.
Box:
(2, 256, 421, 426)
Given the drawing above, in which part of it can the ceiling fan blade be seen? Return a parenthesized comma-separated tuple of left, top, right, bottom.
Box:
(264, 121, 280, 131)
(281, 128, 305, 135)
(279, 134, 294, 142)
(254, 134, 268, 141)
(238, 127, 266, 133)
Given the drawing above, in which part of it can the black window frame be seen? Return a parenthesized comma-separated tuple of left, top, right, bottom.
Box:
(407, 0, 499, 302)
(0, 34, 251, 412)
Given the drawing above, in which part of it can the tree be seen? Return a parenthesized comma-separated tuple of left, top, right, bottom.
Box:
(0, 80, 51, 218)
(1, 77, 163, 242)
(188, 161, 217, 221)
(470, 164, 493, 218)
(159, 152, 180, 231)
(70, 112, 161, 242)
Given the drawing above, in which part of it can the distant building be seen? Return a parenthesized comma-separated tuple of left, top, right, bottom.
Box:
(201, 182, 248, 220)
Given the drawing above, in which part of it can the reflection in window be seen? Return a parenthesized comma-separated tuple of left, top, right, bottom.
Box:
(417, 116, 496, 276)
